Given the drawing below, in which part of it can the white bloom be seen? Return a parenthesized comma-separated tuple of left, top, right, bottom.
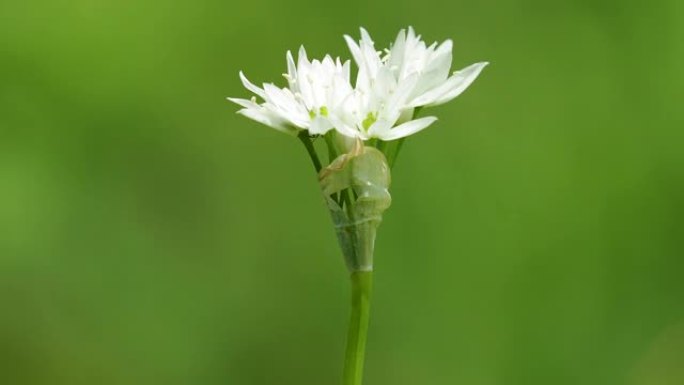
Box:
(346, 27, 489, 108)
(331, 68, 439, 141)
(339, 27, 488, 140)
(328, 28, 434, 141)
(228, 47, 354, 136)
(229, 27, 488, 143)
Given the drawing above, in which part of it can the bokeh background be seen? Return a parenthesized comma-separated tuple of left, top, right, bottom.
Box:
(1, 0, 683, 384)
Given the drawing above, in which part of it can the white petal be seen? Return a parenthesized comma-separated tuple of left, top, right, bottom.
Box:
(355, 65, 372, 92)
(237, 108, 296, 135)
(359, 27, 382, 76)
(432, 39, 453, 59)
(388, 28, 407, 70)
(309, 116, 334, 135)
(346, 28, 382, 89)
(410, 42, 452, 98)
(430, 62, 488, 106)
(374, 67, 396, 101)
(322, 55, 335, 68)
(408, 62, 488, 107)
(227, 97, 257, 109)
(345, 34, 372, 90)
(331, 76, 354, 109)
(297, 45, 309, 67)
(422, 39, 452, 79)
(286, 50, 298, 90)
(295, 57, 315, 110)
(328, 116, 360, 139)
(262, 84, 309, 125)
(342, 60, 351, 82)
(384, 73, 418, 120)
(378, 116, 438, 140)
(344, 35, 363, 69)
(263, 84, 297, 111)
(407, 26, 417, 43)
(367, 119, 393, 139)
(239, 71, 266, 99)
(360, 27, 374, 45)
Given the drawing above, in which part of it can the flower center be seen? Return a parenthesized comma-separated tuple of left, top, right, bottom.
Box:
(309, 106, 329, 119)
(362, 112, 377, 131)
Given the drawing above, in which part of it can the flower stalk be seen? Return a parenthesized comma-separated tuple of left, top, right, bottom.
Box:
(343, 271, 373, 385)
(298, 132, 323, 173)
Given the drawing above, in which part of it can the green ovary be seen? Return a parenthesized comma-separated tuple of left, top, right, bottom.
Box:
(361, 112, 376, 131)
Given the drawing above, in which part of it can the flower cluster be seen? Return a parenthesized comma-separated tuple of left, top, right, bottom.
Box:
(229, 27, 487, 272)
(229, 27, 487, 142)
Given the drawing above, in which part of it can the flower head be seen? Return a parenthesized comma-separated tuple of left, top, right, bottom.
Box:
(385, 27, 488, 108)
(229, 27, 487, 143)
(228, 46, 354, 136)
(339, 27, 489, 141)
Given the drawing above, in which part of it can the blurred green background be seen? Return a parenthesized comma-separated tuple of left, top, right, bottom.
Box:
(1, 0, 683, 384)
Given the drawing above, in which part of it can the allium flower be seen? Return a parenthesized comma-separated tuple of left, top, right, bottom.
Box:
(227, 27, 487, 385)
(230, 27, 487, 143)
(339, 27, 489, 140)
(228, 47, 354, 136)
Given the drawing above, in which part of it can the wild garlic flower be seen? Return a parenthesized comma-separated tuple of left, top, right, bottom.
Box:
(228, 47, 354, 136)
(340, 27, 489, 140)
(349, 27, 489, 108)
(230, 27, 487, 143)
(227, 28, 488, 385)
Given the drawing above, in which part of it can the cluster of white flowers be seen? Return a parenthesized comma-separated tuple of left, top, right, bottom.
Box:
(229, 27, 487, 142)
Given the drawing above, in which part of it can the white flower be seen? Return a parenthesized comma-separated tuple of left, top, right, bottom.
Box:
(339, 27, 488, 140)
(346, 27, 489, 108)
(330, 69, 440, 141)
(228, 47, 354, 136)
(229, 27, 488, 143)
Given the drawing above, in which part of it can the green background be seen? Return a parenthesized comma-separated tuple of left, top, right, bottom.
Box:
(1, 0, 683, 384)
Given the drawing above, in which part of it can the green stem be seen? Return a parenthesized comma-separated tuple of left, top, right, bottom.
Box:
(298, 132, 322, 173)
(324, 132, 339, 163)
(388, 138, 405, 169)
(343, 271, 373, 385)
